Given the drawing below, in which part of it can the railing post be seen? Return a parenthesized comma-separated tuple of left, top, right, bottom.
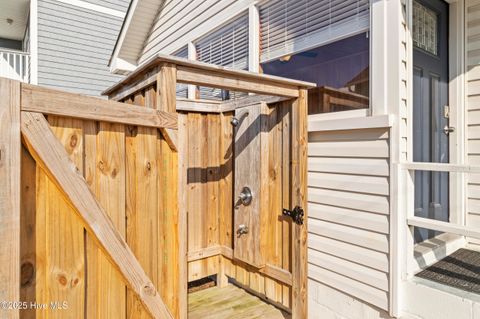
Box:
(156, 63, 186, 319)
(0, 78, 21, 319)
(291, 88, 308, 319)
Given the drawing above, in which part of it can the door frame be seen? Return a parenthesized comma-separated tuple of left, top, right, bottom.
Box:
(409, 0, 467, 272)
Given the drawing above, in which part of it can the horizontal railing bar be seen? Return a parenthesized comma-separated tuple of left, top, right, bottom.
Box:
(407, 216, 480, 240)
(399, 162, 480, 173)
(176, 66, 300, 98)
(221, 95, 290, 111)
(20, 83, 178, 129)
(0, 49, 30, 56)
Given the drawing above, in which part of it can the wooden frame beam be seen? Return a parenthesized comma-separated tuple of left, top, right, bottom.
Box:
(21, 84, 178, 129)
(291, 89, 308, 318)
(156, 63, 186, 318)
(187, 245, 293, 287)
(102, 54, 315, 97)
(220, 95, 290, 112)
(177, 66, 300, 98)
(0, 78, 20, 319)
(20, 111, 173, 319)
(157, 65, 179, 151)
(176, 98, 223, 113)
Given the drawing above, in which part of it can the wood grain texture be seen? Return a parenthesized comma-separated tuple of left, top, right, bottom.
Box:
(91, 122, 127, 318)
(157, 64, 184, 318)
(177, 66, 299, 98)
(291, 90, 308, 318)
(103, 53, 315, 97)
(0, 78, 20, 319)
(21, 83, 178, 129)
(45, 116, 86, 319)
(127, 89, 160, 319)
(233, 103, 268, 268)
(20, 146, 36, 319)
(20, 111, 173, 319)
(182, 101, 298, 312)
(157, 64, 179, 151)
(188, 284, 289, 319)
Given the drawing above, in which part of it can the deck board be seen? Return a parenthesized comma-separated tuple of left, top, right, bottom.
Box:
(188, 284, 290, 319)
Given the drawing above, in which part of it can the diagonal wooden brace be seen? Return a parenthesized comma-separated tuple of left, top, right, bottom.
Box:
(20, 111, 173, 319)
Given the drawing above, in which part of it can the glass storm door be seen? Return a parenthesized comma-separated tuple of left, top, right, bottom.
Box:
(413, 0, 450, 243)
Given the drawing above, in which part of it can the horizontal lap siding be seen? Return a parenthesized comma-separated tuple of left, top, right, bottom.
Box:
(37, 0, 126, 96)
(307, 127, 390, 311)
(139, 0, 255, 63)
(467, 0, 480, 247)
(82, 0, 131, 11)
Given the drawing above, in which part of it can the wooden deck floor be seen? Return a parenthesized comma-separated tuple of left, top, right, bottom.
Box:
(188, 284, 290, 319)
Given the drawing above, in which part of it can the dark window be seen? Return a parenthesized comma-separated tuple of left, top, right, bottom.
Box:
(261, 33, 370, 114)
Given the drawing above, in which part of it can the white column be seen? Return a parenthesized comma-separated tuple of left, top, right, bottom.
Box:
(30, 0, 38, 84)
(187, 41, 197, 99)
(370, 0, 388, 115)
(248, 4, 260, 73)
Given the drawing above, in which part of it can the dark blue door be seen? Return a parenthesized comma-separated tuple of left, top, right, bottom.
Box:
(413, 0, 449, 242)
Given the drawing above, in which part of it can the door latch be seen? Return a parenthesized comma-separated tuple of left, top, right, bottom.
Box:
(443, 125, 455, 135)
(282, 206, 304, 225)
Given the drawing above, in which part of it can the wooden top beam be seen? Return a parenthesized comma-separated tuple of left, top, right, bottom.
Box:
(21, 84, 177, 129)
(102, 54, 315, 97)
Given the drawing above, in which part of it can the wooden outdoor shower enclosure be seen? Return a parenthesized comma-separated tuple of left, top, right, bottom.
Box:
(0, 55, 312, 319)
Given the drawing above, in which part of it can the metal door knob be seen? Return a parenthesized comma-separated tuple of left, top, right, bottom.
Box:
(238, 186, 253, 206)
(443, 125, 455, 135)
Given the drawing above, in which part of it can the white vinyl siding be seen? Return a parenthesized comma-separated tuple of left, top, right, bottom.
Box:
(174, 45, 188, 98)
(138, 0, 255, 64)
(466, 0, 480, 247)
(307, 126, 390, 311)
(259, 0, 370, 62)
(82, 0, 131, 12)
(37, 0, 127, 96)
(195, 13, 248, 100)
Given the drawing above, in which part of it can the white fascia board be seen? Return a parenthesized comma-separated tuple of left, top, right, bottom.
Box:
(110, 57, 137, 75)
(109, 0, 139, 68)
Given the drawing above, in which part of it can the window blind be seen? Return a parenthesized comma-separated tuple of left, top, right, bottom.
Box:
(259, 0, 370, 62)
(173, 46, 189, 98)
(195, 14, 249, 100)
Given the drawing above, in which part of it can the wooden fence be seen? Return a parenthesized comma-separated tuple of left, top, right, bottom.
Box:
(0, 54, 313, 319)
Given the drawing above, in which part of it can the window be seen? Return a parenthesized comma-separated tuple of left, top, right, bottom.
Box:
(195, 14, 248, 100)
(259, 0, 370, 114)
(173, 46, 188, 98)
(262, 33, 370, 114)
(259, 0, 370, 63)
(413, 0, 438, 56)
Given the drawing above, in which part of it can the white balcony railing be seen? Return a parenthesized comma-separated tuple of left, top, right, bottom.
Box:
(400, 162, 480, 240)
(0, 49, 30, 83)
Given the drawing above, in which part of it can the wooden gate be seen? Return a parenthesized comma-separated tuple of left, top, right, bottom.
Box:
(0, 54, 312, 319)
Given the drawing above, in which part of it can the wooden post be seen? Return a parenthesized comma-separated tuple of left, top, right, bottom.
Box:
(157, 63, 187, 319)
(0, 78, 21, 319)
(291, 89, 308, 318)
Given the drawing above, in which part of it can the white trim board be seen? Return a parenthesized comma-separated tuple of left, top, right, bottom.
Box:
(308, 114, 393, 132)
(52, 0, 125, 18)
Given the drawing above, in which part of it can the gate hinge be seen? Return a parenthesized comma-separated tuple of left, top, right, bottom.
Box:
(282, 206, 304, 225)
